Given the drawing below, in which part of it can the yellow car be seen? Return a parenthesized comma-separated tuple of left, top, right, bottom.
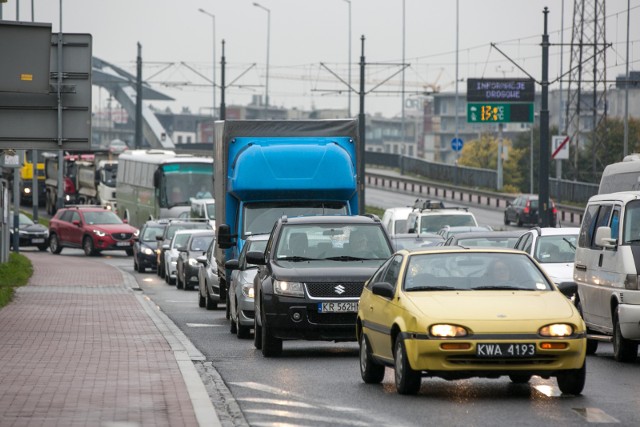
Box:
(356, 247, 586, 395)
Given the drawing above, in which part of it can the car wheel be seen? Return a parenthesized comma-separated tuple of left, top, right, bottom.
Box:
(125, 248, 133, 256)
(503, 212, 510, 225)
(236, 299, 251, 339)
(198, 289, 206, 308)
(83, 236, 96, 256)
(205, 288, 217, 310)
(556, 361, 586, 395)
(139, 265, 146, 273)
(49, 233, 62, 254)
(576, 299, 598, 355)
(394, 336, 421, 395)
(133, 259, 139, 272)
(230, 314, 237, 334)
(261, 308, 282, 357)
(516, 214, 523, 227)
(254, 313, 262, 350)
(359, 332, 385, 384)
(508, 374, 532, 384)
(176, 273, 183, 289)
(37, 244, 48, 252)
(613, 310, 638, 362)
(225, 287, 231, 320)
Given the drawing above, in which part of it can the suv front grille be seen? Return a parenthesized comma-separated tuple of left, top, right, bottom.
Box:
(307, 311, 357, 325)
(305, 282, 364, 298)
(111, 232, 133, 241)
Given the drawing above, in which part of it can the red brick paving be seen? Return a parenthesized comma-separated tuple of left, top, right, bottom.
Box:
(0, 252, 199, 427)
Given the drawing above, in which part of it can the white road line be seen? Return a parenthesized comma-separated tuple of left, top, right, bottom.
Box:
(572, 408, 620, 423)
(237, 397, 315, 408)
(186, 323, 221, 327)
(244, 409, 370, 426)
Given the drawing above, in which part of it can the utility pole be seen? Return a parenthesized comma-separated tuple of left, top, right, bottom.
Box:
(358, 35, 366, 214)
(539, 7, 551, 227)
(220, 40, 226, 121)
(135, 43, 143, 149)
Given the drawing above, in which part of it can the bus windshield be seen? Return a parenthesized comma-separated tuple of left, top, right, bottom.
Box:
(160, 163, 214, 208)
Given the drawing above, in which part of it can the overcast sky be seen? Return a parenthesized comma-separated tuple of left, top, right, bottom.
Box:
(2, 0, 639, 117)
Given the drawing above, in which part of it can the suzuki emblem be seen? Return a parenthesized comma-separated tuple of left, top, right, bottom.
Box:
(334, 285, 345, 295)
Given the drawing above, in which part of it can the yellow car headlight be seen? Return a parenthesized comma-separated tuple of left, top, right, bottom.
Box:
(430, 324, 468, 338)
(539, 323, 573, 337)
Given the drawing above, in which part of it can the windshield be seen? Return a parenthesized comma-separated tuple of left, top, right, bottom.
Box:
(243, 202, 348, 237)
(534, 235, 577, 263)
(457, 236, 521, 248)
(420, 214, 476, 233)
(166, 223, 211, 240)
(160, 163, 214, 208)
(275, 223, 392, 261)
(403, 252, 552, 291)
(189, 235, 214, 251)
(100, 164, 118, 188)
(142, 225, 165, 242)
(623, 200, 640, 244)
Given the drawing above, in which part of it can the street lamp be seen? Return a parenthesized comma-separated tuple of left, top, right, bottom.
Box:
(253, 2, 271, 114)
(198, 8, 216, 120)
(343, 0, 351, 117)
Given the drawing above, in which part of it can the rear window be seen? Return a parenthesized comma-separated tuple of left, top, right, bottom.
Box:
(420, 214, 476, 233)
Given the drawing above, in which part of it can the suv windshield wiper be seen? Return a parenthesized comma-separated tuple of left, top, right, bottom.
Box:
(406, 285, 457, 291)
(277, 256, 316, 262)
(324, 255, 377, 261)
(471, 285, 528, 291)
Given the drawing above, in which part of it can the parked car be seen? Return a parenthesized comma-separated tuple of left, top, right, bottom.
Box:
(155, 219, 212, 279)
(197, 239, 224, 310)
(504, 194, 557, 227)
(443, 229, 526, 247)
(389, 232, 443, 251)
(357, 247, 586, 395)
(163, 229, 205, 285)
(226, 234, 270, 339)
(406, 199, 479, 234)
(8, 211, 49, 251)
(133, 219, 168, 273)
(49, 205, 138, 256)
(249, 215, 394, 357)
(513, 226, 579, 290)
(176, 230, 215, 290)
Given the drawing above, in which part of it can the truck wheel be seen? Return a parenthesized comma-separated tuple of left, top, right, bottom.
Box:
(83, 237, 96, 256)
(359, 333, 385, 384)
(613, 311, 638, 362)
(49, 234, 62, 254)
(556, 361, 586, 395)
(261, 309, 282, 357)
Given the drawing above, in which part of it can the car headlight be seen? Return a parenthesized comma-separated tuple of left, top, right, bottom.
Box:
(143, 247, 154, 255)
(93, 230, 107, 237)
(242, 283, 254, 299)
(43, 230, 49, 237)
(134, 229, 140, 237)
(539, 323, 573, 337)
(430, 324, 468, 337)
(188, 258, 199, 266)
(273, 280, 304, 297)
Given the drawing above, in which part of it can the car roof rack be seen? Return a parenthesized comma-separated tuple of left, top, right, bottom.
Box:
(362, 213, 381, 222)
(66, 205, 108, 210)
(412, 198, 447, 212)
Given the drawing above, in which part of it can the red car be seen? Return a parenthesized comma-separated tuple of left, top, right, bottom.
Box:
(49, 206, 139, 256)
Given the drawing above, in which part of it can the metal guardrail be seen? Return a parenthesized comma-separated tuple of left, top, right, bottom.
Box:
(365, 170, 585, 227)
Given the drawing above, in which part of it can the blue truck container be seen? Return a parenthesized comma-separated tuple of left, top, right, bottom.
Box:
(213, 119, 362, 312)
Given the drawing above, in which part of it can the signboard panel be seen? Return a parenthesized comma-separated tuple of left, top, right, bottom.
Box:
(0, 21, 52, 93)
(467, 103, 534, 123)
(467, 78, 535, 103)
(552, 135, 570, 160)
(0, 33, 92, 150)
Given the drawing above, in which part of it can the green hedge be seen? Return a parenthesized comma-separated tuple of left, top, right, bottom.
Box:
(0, 253, 33, 309)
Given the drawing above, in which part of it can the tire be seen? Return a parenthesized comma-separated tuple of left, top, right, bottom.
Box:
(205, 288, 217, 310)
(198, 290, 206, 308)
(125, 248, 133, 256)
(508, 374, 532, 384)
(139, 265, 146, 273)
(49, 233, 62, 254)
(503, 213, 510, 225)
(576, 299, 598, 355)
(516, 214, 523, 227)
(83, 236, 96, 256)
(359, 333, 385, 384)
(230, 316, 237, 334)
(254, 313, 263, 350)
(176, 273, 183, 289)
(225, 288, 231, 320)
(237, 321, 251, 339)
(261, 308, 282, 357)
(133, 259, 139, 272)
(556, 361, 586, 395)
(37, 244, 48, 252)
(613, 311, 638, 363)
(394, 337, 421, 395)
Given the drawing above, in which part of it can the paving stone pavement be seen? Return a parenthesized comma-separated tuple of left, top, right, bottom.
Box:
(0, 251, 219, 427)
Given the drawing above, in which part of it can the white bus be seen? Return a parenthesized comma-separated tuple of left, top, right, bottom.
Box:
(599, 154, 640, 194)
(116, 149, 214, 228)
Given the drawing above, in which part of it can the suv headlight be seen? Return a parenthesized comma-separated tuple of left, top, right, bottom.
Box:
(93, 229, 107, 237)
(273, 280, 304, 297)
(188, 258, 199, 266)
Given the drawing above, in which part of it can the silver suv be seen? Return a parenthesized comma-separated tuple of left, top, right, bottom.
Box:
(406, 199, 478, 234)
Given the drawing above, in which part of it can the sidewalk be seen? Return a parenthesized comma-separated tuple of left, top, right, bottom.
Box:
(0, 251, 220, 427)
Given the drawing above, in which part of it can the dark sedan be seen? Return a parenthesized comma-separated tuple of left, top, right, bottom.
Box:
(504, 194, 557, 227)
(133, 220, 168, 273)
(9, 211, 49, 251)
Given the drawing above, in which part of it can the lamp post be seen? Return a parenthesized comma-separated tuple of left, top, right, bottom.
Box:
(343, 0, 351, 117)
(253, 2, 271, 114)
(198, 8, 216, 120)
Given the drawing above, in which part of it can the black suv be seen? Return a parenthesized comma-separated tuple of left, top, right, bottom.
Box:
(504, 194, 557, 227)
(248, 215, 394, 357)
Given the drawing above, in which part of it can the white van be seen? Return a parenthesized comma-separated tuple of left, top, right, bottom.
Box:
(381, 206, 413, 235)
(598, 154, 640, 194)
(189, 198, 216, 229)
(574, 191, 640, 362)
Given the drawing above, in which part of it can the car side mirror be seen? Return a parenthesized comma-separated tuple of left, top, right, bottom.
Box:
(407, 227, 416, 234)
(595, 226, 616, 248)
(371, 282, 395, 299)
(246, 251, 266, 265)
(225, 259, 240, 270)
(73, 220, 81, 226)
(196, 255, 207, 265)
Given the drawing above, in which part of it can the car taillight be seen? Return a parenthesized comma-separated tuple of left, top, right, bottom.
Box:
(63, 177, 75, 194)
(523, 200, 530, 214)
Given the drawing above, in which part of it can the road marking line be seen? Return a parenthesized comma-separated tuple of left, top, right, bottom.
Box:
(244, 409, 370, 426)
(237, 397, 315, 408)
(186, 323, 221, 327)
(572, 408, 620, 423)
